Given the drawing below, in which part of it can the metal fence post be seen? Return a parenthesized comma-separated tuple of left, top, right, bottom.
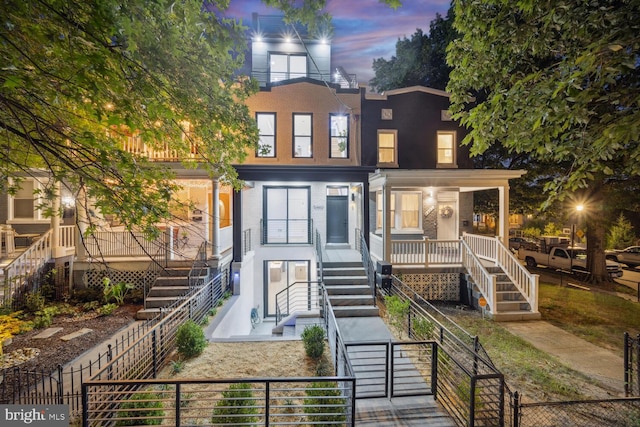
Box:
(82, 382, 89, 427)
(57, 365, 64, 404)
(512, 391, 520, 427)
(152, 329, 157, 379)
(625, 332, 630, 396)
(432, 343, 438, 397)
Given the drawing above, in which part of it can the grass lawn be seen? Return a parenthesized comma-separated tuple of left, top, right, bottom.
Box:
(538, 282, 640, 356)
(444, 281, 640, 401)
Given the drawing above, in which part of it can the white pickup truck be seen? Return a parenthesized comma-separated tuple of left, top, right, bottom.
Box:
(518, 237, 623, 279)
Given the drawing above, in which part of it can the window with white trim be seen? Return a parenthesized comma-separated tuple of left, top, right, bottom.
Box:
(330, 114, 349, 158)
(293, 113, 312, 158)
(377, 130, 397, 166)
(9, 178, 45, 221)
(270, 53, 307, 82)
(256, 113, 276, 157)
(376, 191, 422, 231)
(437, 131, 456, 167)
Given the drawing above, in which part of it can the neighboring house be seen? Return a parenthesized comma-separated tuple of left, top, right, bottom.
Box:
(361, 86, 530, 312)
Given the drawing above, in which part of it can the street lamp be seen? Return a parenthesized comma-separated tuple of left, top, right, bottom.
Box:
(570, 204, 585, 273)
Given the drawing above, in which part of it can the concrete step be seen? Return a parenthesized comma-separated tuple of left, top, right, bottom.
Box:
(153, 276, 189, 287)
(161, 267, 192, 277)
(332, 305, 380, 318)
(329, 295, 375, 306)
(135, 308, 165, 320)
(144, 295, 187, 309)
(491, 311, 542, 321)
(323, 275, 369, 286)
(325, 284, 372, 296)
(322, 267, 366, 277)
(496, 300, 530, 312)
(147, 286, 190, 298)
(495, 290, 525, 302)
(322, 261, 362, 269)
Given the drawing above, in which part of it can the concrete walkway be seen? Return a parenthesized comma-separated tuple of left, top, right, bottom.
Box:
(501, 321, 626, 395)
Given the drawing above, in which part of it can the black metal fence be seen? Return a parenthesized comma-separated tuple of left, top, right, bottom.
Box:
(0, 323, 150, 412)
(82, 377, 356, 426)
(512, 393, 640, 427)
(626, 332, 640, 397)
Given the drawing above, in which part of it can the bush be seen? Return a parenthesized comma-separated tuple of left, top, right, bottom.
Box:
(303, 381, 346, 426)
(315, 356, 334, 377)
(176, 320, 207, 359)
(301, 325, 325, 360)
(102, 278, 134, 305)
(97, 303, 118, 316)
(72, 287, 103, 304)
(115, 392, 164, 426)
(411, 316, 435, 340)
(32, 306, 60, 329)
(24, 292, 45, 314)
(212, 383, 259, 424)
(384, 295, 410, 336)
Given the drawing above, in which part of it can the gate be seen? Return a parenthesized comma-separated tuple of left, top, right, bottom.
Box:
(346, 341, 435, 399)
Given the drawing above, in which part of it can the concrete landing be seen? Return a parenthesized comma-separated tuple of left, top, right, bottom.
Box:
(356, 395, 456, 426)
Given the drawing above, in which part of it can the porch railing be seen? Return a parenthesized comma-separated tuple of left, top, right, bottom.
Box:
(369, 233, 462, 266)
(84, 231, 164, 258)
(1, 230, 53, 309)
(463, 233, 539, 315)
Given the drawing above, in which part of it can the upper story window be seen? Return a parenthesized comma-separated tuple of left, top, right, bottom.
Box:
(329, 114, 349, 158)
(263, 186, 311, 244)
(293, 113, 312, 158)
(437, 131, 457, 167)
(270, 53, 307, 82)
(9, 178, 46, 222)
(256, 113, 276, 157)
(377, 130, 397, 167)
(376, 191, 422, 232)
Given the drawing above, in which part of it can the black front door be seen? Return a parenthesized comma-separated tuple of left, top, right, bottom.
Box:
(326, 195, 348, 243)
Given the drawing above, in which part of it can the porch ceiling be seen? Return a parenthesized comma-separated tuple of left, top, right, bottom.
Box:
(368, 169, 526, 191)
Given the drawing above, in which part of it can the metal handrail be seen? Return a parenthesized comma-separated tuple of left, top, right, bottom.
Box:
(358, 229, 377, 304)
(274, 280, 321, 324)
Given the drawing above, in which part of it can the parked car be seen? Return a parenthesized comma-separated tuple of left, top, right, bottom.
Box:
(606, 246, 640, 268)
(508, 237, 535, 252)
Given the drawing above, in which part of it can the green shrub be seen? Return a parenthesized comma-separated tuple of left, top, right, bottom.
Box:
(176, 320, 207, 358)
(301, 325, 325, 360)
(303, 381, 346, 426)
(97, 303, 118, 316)
(170, 359, 185, 375)
(384, 295, 410, 336)
(103, 278, 134, 305)
(32, 306, 60, 329)
(212, 383, 259, 424)
(412, 316, 435, 340)
(115, 392, 164, 426)
(24, 292, 45, 313)
(315, 356, 334, 377)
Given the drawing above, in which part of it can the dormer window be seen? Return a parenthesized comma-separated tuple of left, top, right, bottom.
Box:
(270, 53, 307, 82)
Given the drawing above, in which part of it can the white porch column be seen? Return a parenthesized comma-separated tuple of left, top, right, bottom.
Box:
(383, 182, 392, 261)
(51, 181, 62, 257)
(211, 178, 220, 259)
(498, 184, 509, 246)
(76, 186, 88, 260)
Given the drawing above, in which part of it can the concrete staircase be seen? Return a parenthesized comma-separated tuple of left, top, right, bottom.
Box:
(484, 267, 541, 321)
(136, 262, 193, 320)
(322, 261, 379, 318)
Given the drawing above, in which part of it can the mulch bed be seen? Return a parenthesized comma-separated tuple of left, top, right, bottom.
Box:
(2, 304, 141, 375)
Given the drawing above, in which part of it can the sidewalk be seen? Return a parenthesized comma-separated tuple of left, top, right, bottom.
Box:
(501, 321, 626, 395)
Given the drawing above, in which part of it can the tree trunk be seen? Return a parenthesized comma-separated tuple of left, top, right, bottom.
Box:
(585, 182, 612, 285)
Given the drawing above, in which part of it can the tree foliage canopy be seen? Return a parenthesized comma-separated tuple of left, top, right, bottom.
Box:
(447, 0, 640, 204)
(370, 7, 455, 92)
(447, 0, 640, 281)
(1, 0, 258, 234)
